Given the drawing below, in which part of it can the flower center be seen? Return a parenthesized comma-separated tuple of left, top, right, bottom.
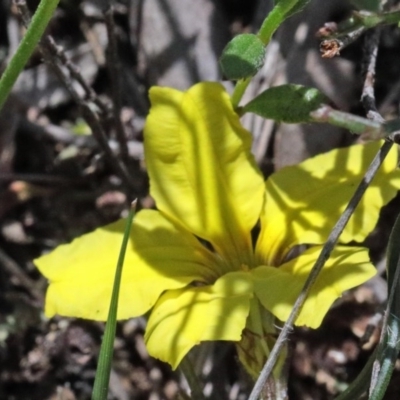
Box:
(240, 264, 250, 272)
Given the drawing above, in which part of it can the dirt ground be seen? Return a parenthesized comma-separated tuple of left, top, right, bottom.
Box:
(1, 0, 400, 399)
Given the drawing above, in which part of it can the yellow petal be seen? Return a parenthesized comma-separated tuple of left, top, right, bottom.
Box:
(35, 210, 220, 320)
(144, 271, 254, 369)
(252, 246, 376, 328)
(144, 82, 265, 265)
(257, 141, 400, 265)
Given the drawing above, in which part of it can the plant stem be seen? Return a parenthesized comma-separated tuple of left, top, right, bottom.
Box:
(310, 105, 384, 139)
(368, 213, 400, 400)
(92, 200, 137, 400)
(0, 0, 60, 112)
(359, 10, 400, 27)
(231, 77, 252, 109)
(179, 356, 206, 400)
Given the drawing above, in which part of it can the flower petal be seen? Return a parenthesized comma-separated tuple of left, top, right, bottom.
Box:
(144, 82, 265, 265)
(35, 210, 220, 320)
(252, 246, 376, 328)
(257, 141, 400, 265)
(144, 271, 254, 369)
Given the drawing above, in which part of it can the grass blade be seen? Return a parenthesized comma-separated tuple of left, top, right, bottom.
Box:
(92, 200, 137, 400)
(0, 0, 60, 111)
(368, 212, 400, 399)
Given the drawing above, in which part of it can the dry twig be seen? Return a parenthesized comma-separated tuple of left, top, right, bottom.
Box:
(13, 0, 136, 198)
(361, 29, 384, 122)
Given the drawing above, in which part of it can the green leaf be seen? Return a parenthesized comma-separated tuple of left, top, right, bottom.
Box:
(259, 0, 311, 43)
(274, 0, 311, 20)
(230, 0, 312, 108)
(72, 118, 91, 136)
(243, 84, 328, 123)
(350, 0, 381, 12)
(219, 34, 266, 80)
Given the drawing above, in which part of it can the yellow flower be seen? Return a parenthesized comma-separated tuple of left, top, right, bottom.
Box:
(35, 82, 400, 374)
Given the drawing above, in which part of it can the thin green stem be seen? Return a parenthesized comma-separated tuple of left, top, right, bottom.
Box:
(179, 356, 206, 400)
(231, 77, 252, 111)
(368, 212, 400, 400)
(334, 347, 377, 400)
(92, 200, 137, 400)
(358, 10, 400, 28)
(310, 105, 400, 140)
(310, 105, 383, 139)
(257, 4, 288, 45)
(0, 0, 60, 112)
